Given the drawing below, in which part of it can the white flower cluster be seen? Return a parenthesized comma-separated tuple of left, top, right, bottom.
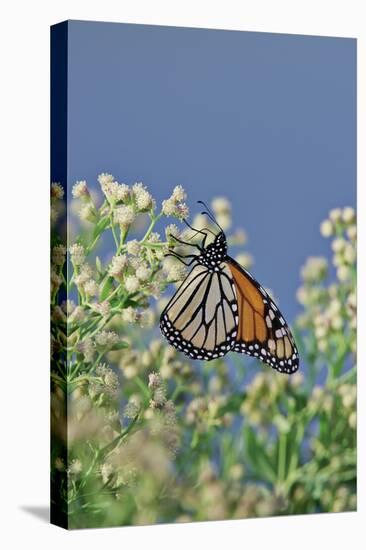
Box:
(122, 306, 137, 324)
(50, 182, 65, 225)
(131, 182, 154, 211)
(126, 239, 141, 256)
(108, 254, 128, 279)
(162, 185, 189, 220)
(95, 330, 120, 348)
(51, 182, 64, 200)
(51, 269, 63, 295)
(98, 173, 130, 202)
(92, 363, 120, 397)
(52, 244, 67, 266)
(296, 205, 356, 355)
(300, 257, 328, 284)
(76, 337, 95, 363)
(69, 243, 86, 266)
(319, 206, 356, 283)
(211, 196, 232, 231)
(123, 397, 141, 419)
(114, 204, 135, 228)
(72, 180, 90, 199)
(165, 224, 180, 242)
(92, 301, 111, 318)
(73, 263, 93, 286)
(59, 300, 85, 324)
(108, 253, 153, 296)
(97, 174, 155, 234)
(320, 207, 356, 238)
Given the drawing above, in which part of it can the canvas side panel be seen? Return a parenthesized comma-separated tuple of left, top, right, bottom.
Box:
(50, 20, 68, 530)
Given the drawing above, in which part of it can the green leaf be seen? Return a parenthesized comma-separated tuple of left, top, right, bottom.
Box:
(92, 215, 110, 241)
(76, 234, 88, 248)
(99, 276, 115, 301)
(220, 393, 244, 415)
(95, 256, 103, 274)
(124, 298, 140, 308)
(134, 375, 151, 401)
(109, 341, 129, 350)
(243, 425, 277, 484)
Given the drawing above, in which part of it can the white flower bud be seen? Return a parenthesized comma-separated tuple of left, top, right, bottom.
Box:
(51, 182, 64, 200)
(211, 197, 231, 215)
(69, 243, 86, 266)
(172, 185, 187, 202)
(68, 459, 83, 476)
(165, 224, 180, 241)
(337, 265, 350, 282)
(136, 265, 151, 282)
(114, 205, 135, 227)
(329, 208, 342, 222)
(52, 244, 67, 266)
(347, 225, 357, 241)
(162, 198, 176, 216)
(126, 239, 141, 256)
(125, 275, 140, 293)
(72, 180, 90, 199)
(108, 255, 128, 278)
(343, 243, 356, 264)
(115, 183, 130, 202)
(331, 238, 345, 253)
(342, 206, 355, 223)
(122, 306, 137, 323)
(320, 219, 333, 237)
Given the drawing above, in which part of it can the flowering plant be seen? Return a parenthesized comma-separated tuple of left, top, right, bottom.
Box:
(51, 176, 356, 528)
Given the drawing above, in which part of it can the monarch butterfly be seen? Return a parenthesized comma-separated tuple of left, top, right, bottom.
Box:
(160, 202, 299, 374)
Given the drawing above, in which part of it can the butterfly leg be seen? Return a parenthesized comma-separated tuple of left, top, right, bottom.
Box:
(165, 251, 197, 266)
(171, 229, 211, 250)
(184, 219, 216, 237)
(182, 220, 215, 246)
(170, 234, 203, 250)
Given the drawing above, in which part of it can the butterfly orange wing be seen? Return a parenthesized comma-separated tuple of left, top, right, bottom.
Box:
(226, 258, 299, 374)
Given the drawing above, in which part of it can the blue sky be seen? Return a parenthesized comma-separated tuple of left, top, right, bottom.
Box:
(66, 20, 356, 323)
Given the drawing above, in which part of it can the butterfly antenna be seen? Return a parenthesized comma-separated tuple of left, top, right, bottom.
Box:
(183, 218, 216, 238)
(197, 200, 223, 233)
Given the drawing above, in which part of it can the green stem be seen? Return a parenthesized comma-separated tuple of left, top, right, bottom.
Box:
(77, 414, 140, 493)
(134, 375, 151, 400)
(111, 222, 119, 249)
(116, 227, 128, 254)
(51, 372, 65, 385)
(87, 313, 116, 339)
(143, 242, 168, 249)
(102, 414, 140, 457)
(334, 364, 357, 384)
(141, 212, 162, 244)
(89, 351, 104, 374)
(106, 285, 121, 303)
(278, 432, 287, 483)
(171, 385, 188, 401)
(86, 233, 101, 255)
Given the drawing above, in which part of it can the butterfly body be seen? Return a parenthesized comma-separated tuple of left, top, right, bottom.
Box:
(160, 210, 299, 374)
(195, 232, 228, 270)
